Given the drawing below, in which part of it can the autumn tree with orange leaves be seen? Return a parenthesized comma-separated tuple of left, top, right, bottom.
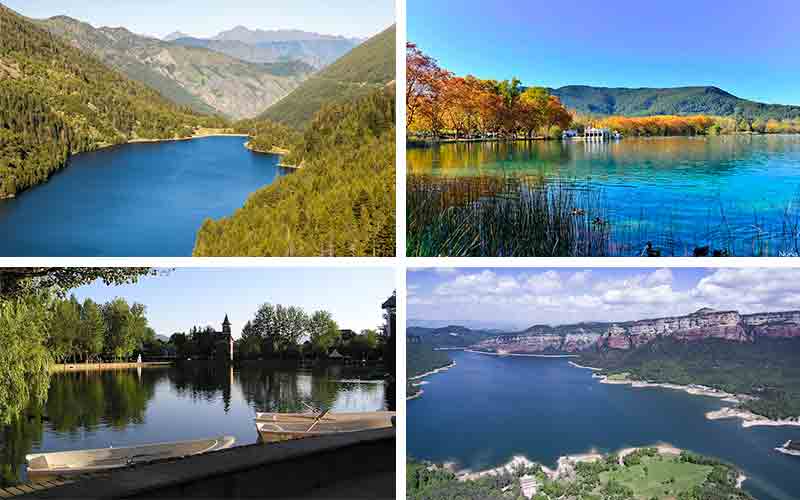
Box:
(406, 43, 572, 140)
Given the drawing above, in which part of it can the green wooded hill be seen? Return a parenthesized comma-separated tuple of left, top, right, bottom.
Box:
(259, 25, 396, 128)
(406, 325, 497, 348)
(549, 85, 800, 119)
(193, 88, 395, 256)
(0, 4, 222, 198)
(580, 338, 800, 420)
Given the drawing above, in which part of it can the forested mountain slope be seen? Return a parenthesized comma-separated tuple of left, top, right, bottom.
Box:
(193, 89, 395, 257)
(38, 15, 310, 119)
(259, 25, 395, 128)
(549, 85, 800, 119)
(0, 4, 220, 198)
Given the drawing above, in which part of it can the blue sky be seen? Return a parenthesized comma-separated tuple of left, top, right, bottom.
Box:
(71, 268, 395, 339)
(409, 0, 800, 105)
(408, 268, 800, 329)
(5, 0, 394, 39)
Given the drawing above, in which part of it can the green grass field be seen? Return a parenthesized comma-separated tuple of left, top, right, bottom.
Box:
(599, 456, 712, 499)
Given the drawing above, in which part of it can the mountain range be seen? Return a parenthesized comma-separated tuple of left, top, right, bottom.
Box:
(548, 85, 800, 120)
(37, 16, 316, 119)
(411, 308, 800, 352)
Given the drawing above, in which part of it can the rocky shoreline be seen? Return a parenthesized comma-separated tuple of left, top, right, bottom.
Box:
(454, 445, 747, 489)
(706, 407, 800, 428)
(775, 440, 800, 457)
(407, 361, 456, 401)
(465, 349, 578, 358)
(586, 370, 800, 428)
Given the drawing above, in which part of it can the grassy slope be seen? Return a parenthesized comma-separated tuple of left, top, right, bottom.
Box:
(550, 85, 800, 119)
(600, 456, 712, 499)
(259, 25, 395, 128)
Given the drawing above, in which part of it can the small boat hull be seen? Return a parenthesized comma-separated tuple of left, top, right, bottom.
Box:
(255, 411, 395, 443)
(25, 435, 235, 477)
(254, 411, 395, 423)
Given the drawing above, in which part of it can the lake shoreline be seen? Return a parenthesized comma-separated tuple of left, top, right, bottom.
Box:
(407, 361, 456, 401)
(453, 444, 747, 489)
(465, 349, 579, 358)
(0, 131, 252, 201)
(587, 370, 800, 427)
(51, 361, 173, 373)
(243, 141, 301, 169)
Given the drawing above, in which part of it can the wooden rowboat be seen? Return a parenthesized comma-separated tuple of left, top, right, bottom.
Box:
(255, 411, 395, 443)
(25, 435, 236, 477)
(254, 410, 395, 423)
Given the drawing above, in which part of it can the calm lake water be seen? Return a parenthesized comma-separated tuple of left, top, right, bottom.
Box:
(0, 364, 390, 487)
(408, 351, 800, 500)
(0, 137, 289, 256)
(408, 135, 800, 256)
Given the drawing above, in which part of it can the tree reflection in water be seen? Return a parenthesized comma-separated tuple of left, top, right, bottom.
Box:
(0, 363, 390, 487)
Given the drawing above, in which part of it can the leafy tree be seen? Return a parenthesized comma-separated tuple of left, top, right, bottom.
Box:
(0, 292, 52, 424)
(308, 310, 340, 357)
(79, 298, 106, 362)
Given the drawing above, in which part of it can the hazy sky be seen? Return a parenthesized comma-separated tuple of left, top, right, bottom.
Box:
(5, 0, 394, 39)
(409, 0, 800, 105)
(71, 268, 395, 339)
(409, 268, 800, 329)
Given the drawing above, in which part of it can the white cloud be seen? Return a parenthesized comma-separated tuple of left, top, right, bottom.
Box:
(410, 268, 800, 328)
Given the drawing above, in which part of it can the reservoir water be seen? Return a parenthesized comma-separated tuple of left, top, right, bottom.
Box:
(407, 351, 800, 500)
(0, 363, 390, 487)
(407, 135, 800, 256)
(0, 137, 289, 256)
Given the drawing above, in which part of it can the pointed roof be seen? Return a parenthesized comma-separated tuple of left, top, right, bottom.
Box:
(223, 314, 231, 325)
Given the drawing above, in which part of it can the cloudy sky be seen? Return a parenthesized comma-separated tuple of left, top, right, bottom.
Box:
(409, 268, 800, 330)
(72, 267, 395, 339)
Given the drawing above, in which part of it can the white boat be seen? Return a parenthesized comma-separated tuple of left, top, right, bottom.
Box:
(254, 410, 395, 423)
(255, 411, 395, 443)
(25, 435, 236, 477)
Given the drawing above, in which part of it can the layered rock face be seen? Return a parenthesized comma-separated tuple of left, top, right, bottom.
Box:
(743, 311, 800, 339)
(471, 309, 800, 354)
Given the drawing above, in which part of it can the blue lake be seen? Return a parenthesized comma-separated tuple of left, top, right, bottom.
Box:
(0, 136, 289, 256)
(407, 351, 800, 500)
(407, 135, 800, 256)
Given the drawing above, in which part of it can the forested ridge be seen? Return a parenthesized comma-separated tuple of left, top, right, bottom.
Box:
(580, 338, 800, 420)
(194, 88, 395, 256)
(551, 85, 800, 120)
(260, 25, 395, 128)
(0, 4, 222, 198)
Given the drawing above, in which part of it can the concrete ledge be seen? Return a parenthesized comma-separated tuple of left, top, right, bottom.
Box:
(19, 428, 395, 499)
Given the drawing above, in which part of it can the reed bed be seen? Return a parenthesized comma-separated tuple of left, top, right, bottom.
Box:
(407, 174, 800, 257)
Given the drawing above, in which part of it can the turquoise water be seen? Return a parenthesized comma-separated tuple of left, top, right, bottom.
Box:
(0, 364, 390, 486)
(408, 135, 800, 256)
(408, 351, 800, 500)
(0, 136, 290, 256)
